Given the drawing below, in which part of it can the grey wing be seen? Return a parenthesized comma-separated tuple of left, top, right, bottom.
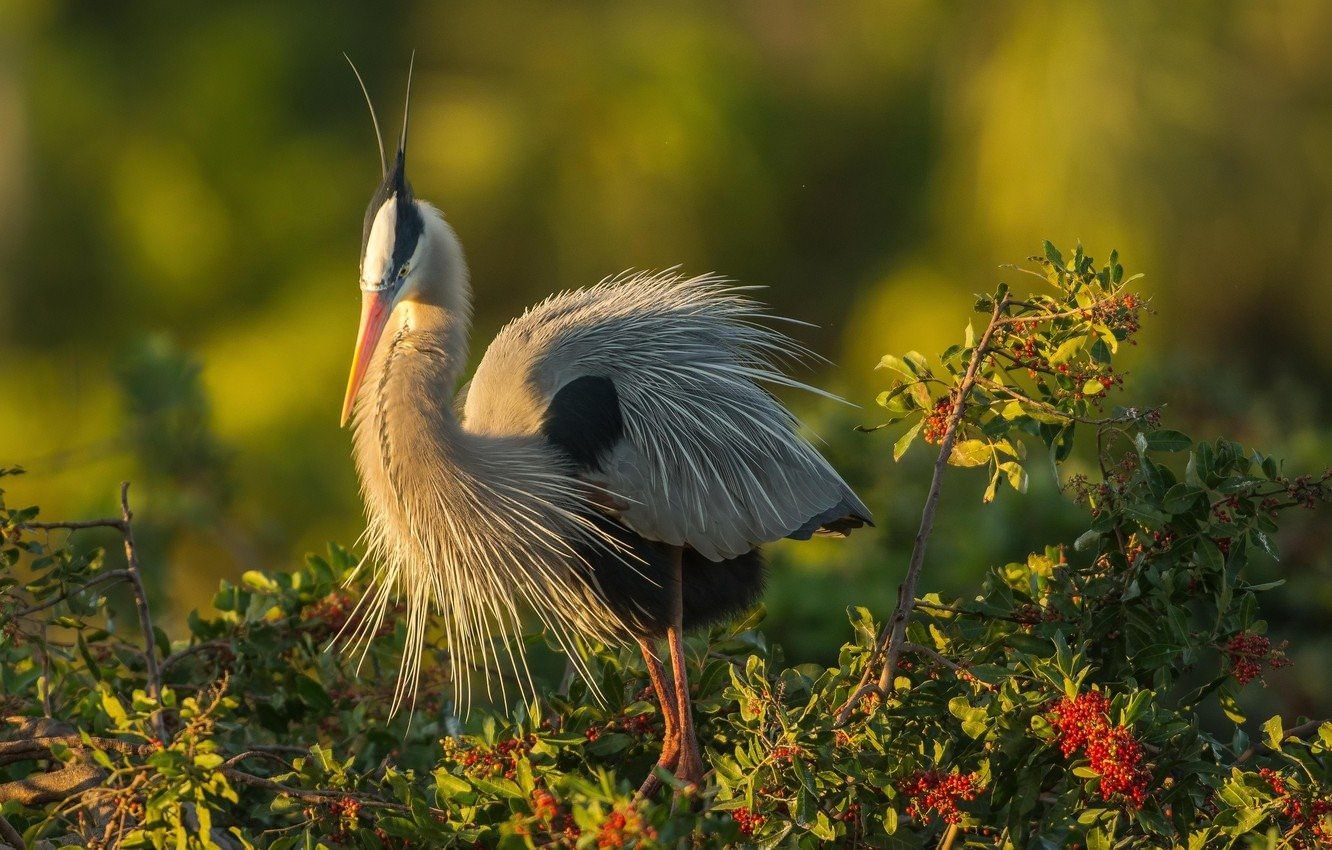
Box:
(466, 271, 872, 562)
(499, 272, 872, 562)
(598, 372, 871, 561)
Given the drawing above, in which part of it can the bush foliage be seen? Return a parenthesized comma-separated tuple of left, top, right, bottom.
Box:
(2, 245, 1330, 849)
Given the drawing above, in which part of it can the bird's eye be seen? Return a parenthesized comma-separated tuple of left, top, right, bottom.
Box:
(398, 265, 409, 278)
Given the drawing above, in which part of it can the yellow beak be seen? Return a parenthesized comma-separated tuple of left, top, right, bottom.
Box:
(341, 290, 393, 427)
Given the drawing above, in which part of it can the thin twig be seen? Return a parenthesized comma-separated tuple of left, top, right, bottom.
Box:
(835, 295, 1009, 725)
(221, 769, 446, 819)
(900, 642, 995, 690)
(20, 518, 125, 532)
(1234, 719, 1325, 765)
(160, 639, 232, 675)
(116, 483, 166, 743)
(915, 600, 1021, 624)
(939, 823, 960, 850)
(10, 484, 167, 742)
(0, 570, 132, 628)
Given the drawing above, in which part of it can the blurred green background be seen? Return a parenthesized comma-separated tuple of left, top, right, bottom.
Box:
(2, 2, 1329, 716)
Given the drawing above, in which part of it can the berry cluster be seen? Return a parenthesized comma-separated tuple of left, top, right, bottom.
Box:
(585, 710, 660, 743)
(895, 769, 983, 825)
(732, 806, 767, 837)
(530, 788, 580, 844)
(1285, 470, 1332, 510)
(305, 591, 398, 641)
(922, 396, 955, 445)
(1225, 632, 1291, 686)
(771, 744, 803, 763)
(1259, 768, 1332, 848)
(595, 803, 656, 848)
(302, 796, 370, 845)
(441, 733, 535, 780)
(1047, 692, 1149, 807)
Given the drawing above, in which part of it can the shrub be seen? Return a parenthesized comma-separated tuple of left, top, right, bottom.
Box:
(1, 245, 1329, 848)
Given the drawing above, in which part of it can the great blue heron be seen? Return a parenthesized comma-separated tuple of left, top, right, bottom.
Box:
(338, 61, 871, 794)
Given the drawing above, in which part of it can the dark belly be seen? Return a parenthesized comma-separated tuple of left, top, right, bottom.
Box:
(576, 513, 766, 637)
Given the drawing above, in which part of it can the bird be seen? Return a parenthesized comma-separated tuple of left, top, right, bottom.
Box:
(336, 59, 871, 795)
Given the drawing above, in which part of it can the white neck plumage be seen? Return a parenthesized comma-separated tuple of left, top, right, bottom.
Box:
(344, 205, 622, 715)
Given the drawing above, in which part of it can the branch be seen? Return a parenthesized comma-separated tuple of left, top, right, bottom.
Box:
(836, 294, 1010, 724)
(0, 570, 132, 628)
(160, 639, 232, 675)
(915, 599, 1021, 624)
(1234, 719, 1326, 765)
(0, 734, 155, 767)
(117, 482, 166, 742)
(19, 518, 125, 532)
(900, 642, 996, 690)
(8, 484, 166, 741)
(221, 769, 447, 819)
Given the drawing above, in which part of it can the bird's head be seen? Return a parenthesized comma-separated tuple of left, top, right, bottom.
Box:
(342, 54, 432, 426)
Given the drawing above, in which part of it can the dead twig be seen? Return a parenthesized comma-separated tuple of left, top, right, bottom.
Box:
(116, 483, 166, 742)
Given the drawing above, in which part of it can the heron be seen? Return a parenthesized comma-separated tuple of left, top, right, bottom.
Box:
(337, 60, 871, 795)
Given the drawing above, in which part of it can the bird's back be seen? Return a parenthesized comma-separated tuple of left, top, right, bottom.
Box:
(463, 271, 871, 562)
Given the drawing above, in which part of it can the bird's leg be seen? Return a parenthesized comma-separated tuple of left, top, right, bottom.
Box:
(666, 545, 705, 787)
(636, 637, 680, 798)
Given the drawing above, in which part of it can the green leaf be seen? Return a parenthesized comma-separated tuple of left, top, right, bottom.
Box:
(875, 354, 912, 377)
(949, 439, 991, 468)
(1145, 430, 1191, 452)
(1000, 461, 1028, 493)
(983, 471, 1000, 503)
(1048, 337, 1083, 366)
(100, 687, 129, 726)
(1043, 241, 1065, 268)
(909, 381, 933, 409)
(1262, 716, 1283, 750)
(893, 419, 923, 462)
(241, 570, 278, 593)
(903, 351, 931, 377)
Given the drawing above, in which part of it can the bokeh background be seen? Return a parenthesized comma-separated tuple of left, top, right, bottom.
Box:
(2, 2, 1329, 718)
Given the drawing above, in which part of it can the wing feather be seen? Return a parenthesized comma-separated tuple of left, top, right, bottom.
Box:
(464, 270, 872, 561)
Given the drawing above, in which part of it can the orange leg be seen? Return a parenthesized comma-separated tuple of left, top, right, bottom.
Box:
(636, 637, 680, 797)
(666, 546, 705, 786)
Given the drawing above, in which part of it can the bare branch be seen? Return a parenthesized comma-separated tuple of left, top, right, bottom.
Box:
(19, 518, 125, 532)
(0, 570, 132, 629)
(116, 483, 166, 743)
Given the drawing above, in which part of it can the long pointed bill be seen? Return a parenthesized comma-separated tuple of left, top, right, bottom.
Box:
(341, 290, 393, 426)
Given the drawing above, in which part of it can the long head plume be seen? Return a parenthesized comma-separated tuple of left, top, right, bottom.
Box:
(344, 53, 386, 176)
(399, 50, 415, 163)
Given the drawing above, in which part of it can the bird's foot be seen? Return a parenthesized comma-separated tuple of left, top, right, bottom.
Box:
(674, 744, 705, 789)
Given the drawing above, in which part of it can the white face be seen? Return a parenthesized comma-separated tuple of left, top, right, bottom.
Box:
(361, 196, 400, 291)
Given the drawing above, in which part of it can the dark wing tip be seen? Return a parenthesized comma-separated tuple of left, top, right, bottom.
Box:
(786, 497, 874, 541)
